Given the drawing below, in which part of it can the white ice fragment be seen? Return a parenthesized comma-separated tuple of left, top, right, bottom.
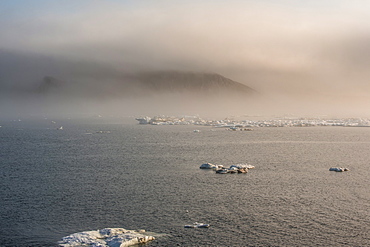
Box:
(59, 228, 155, 247)
(329, 167, 349, 172)
(199, 163, 222, 169)
(199, 163, 216, 169)
(230, 163, 255, 169)
(184, 222, 210, 228)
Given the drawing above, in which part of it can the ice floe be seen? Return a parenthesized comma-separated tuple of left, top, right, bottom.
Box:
(59, 228, 155, 247)
(135, 115, 370, 128)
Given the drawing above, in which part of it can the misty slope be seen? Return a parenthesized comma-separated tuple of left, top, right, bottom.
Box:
(37, 76, 64, 93)
(37, 71, 257, 99)
(134, 71, 256, 95)
(0, 51, 260, 117)
(0, 51, 256, 99)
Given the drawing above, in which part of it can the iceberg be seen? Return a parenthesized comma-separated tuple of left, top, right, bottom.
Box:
(59, 228, 155, 247)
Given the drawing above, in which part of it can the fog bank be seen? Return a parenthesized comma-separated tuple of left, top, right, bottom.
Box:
(1, 0, 370, 118)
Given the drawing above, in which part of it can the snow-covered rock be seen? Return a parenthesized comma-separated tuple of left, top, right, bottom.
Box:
(59, 228, 155, 247)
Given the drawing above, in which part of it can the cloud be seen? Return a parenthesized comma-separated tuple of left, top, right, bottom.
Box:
(1, 1, 366, 69)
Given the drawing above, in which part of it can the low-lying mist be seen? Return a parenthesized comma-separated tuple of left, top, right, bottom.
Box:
(2, 79, 369, 120)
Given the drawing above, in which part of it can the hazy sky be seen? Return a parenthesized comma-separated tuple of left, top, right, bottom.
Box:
(1, 0, 370, 116)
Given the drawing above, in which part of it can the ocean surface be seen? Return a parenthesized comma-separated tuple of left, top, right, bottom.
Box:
(0, 117, 369, 246)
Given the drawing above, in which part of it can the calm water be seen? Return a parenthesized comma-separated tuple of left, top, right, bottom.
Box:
(0, 117, 369, 246)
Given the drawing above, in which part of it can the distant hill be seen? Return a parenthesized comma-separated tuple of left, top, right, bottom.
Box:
(37, 71, 257, 99)
(0, 50, 257, 102)
(37, 76, 64, 93)
(134, 71, 256, 95)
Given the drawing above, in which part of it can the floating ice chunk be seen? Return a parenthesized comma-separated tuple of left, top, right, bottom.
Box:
(199, 163, 223, 169)
(59, 230, 104, 246)
(215, 168, 229, 174)
(230, 163, 255, 169)
(135, 116, 152, 124)
(184, 222, 210, 228)
(59, 228, 155, 247)
(200, 163, 216, 169)
(329, 167, 349, 172)
(96, 130, 111, 134)
(228, 167, 239, 173)
(214, 163, 255, 174)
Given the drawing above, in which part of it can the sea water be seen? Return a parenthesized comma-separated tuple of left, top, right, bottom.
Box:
(0, 117, 369, 246)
